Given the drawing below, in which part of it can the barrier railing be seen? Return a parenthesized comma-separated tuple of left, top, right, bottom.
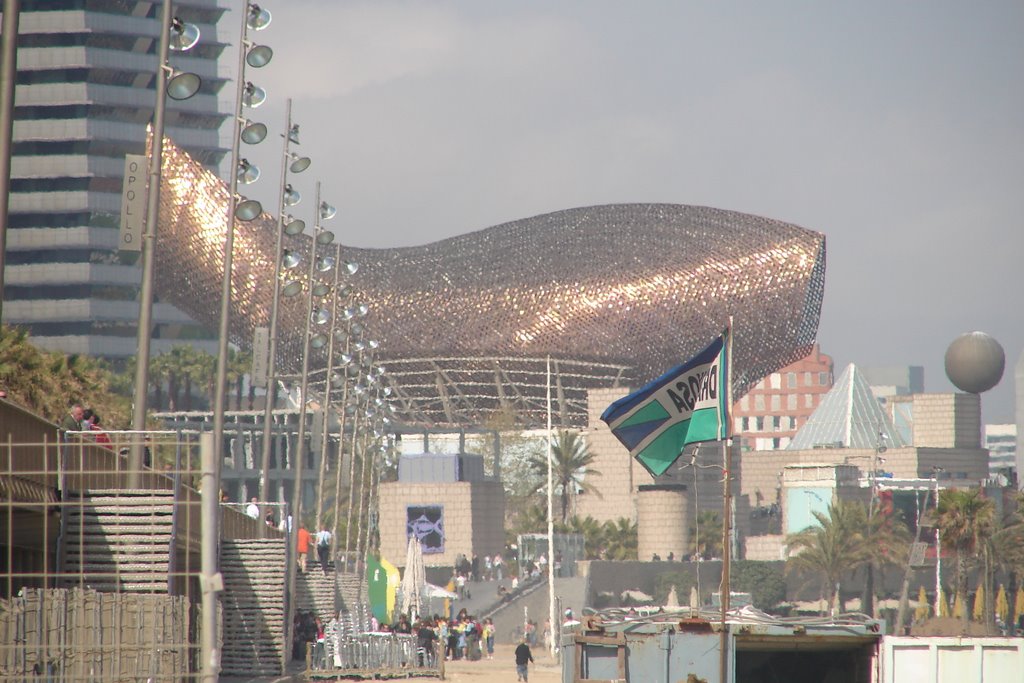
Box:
(307, 631, 442, 677)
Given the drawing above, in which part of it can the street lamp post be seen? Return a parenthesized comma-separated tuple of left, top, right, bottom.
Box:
(258, 99, 308, 503)
(212, 0, 271, 499)
(130, 0, 200, 485)
(285, 181, 334, 647)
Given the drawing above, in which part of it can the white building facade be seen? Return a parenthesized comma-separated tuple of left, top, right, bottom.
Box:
(2, 0, 231, 356)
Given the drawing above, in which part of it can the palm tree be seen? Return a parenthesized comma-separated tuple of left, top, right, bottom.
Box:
(861, 493, 912, 615)
(528, 430, 601, 523)
(689, 510, 723, 560)
(785, 499, 871, 614)
(936, 488, 995, 629)
(600, 517, 638, 560)
(991, 490, 1024, 628)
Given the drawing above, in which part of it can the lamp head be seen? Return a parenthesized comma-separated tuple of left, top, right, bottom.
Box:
(247, 3, 272, 31)
(237, 158, 260, 184)
(289, 154, 311, 174)
(246, 44, 273, 68)
(312, 308, 331, 325)
(282, 184, 301, 207)
(281, 249, 301, 269)
(242, 82, 266, 108)
(169, 17, 200, 52)
(319, 201, 337, 221)
(166, 70, 201, 100)
(241, 120, 268, 144)
(234, 198, 262, 221)
(283, 216, 305, 235)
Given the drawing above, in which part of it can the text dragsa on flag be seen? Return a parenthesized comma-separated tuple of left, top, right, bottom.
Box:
(601, 330, 730, 477)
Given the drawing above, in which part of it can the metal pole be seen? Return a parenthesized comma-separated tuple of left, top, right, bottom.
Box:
(286, 180, 320, 649)
(315, 244, 343, 532)
(259, 98, 295, 503)
(200, 432, 221, 681)
(130, 0, 174, 485)
(719, 319, 734, 683)
(353, 403, 371, 578)
(0, 0, 21, 321)
(719, 439, 731, 683)
(546, 356, 557, 659)
(332, 333, 352, 564)
(934, 471, 943, 616)
(344, 368, 364, 555)
(212, 0, 251, 497)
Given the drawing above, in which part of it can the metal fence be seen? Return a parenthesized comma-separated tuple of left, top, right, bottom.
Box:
(309, 631, 441, 677)
(0, 400, 272, 680)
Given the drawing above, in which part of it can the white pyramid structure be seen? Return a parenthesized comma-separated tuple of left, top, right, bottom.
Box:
(788, 363, 905, 451)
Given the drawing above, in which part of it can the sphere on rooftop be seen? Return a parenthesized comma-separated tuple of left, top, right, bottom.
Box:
(944, 331, 1004, 394)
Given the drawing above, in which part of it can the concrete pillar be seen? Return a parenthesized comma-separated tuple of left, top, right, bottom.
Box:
(637, 484, 688, 561)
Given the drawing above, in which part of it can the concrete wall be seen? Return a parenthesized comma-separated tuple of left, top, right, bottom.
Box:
(577, 387, 644, 523)
(636, 485, 689, 560)
(377, 480, 505, 569)
(910, 393, 981, 449)
(744, 534, 785, 561)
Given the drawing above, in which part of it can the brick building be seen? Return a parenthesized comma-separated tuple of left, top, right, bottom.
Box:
(732, 345, 834, 451)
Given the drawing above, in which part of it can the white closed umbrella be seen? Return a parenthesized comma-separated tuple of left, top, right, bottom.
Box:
(400, 536, 426, 619)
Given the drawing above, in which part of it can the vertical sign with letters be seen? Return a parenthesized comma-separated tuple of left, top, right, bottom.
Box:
(251, 326, 270, 388)
(119, 154, 147, 252)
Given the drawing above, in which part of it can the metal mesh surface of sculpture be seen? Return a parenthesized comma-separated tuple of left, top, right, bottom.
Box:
(154, 138, 826, 427)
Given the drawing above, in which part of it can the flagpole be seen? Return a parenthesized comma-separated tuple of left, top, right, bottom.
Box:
(719, 317, 734, 683)
(546, 355, 557, 659)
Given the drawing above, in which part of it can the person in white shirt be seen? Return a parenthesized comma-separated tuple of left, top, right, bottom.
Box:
(315, 526, 332, 573)
(245, 497, 259, 519)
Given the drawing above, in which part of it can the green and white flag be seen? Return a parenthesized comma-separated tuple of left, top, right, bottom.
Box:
(601, 330, 731, 476)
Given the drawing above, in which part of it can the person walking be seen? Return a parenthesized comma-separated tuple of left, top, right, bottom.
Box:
(514, 637, 534, 682)
(315, 525, 332, 573)
(296, 526, 311, 573)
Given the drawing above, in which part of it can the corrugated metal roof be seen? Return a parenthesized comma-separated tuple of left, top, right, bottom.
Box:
(788, 363, 905, 450)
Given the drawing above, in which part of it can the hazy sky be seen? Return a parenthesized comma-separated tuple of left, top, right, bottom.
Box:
(239, 1, 1023, 422)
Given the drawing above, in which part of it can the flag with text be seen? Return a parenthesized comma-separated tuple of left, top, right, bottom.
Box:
(601, 331, 730, 476)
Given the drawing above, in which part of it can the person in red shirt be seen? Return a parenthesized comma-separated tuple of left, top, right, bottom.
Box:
(82, 409, 113, 449)
(296, 526, 311, 573)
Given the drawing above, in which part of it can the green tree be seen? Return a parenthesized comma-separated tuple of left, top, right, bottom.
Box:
(689, 510, 723, 560)
(992, 491, 1024, 629)
(861, 494, 912, 616)
(528, 430, 601, 523)
(226, 349, 252, 410)
(564, 515, 605, 559)
(600, 517, 637, 560)
(732, 561, 787, 612)
(0, 324, 131, 425)
(786, 500, 871, 614)
(936, 488, 996, 629)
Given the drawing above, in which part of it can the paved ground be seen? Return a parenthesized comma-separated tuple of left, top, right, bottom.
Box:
(443, 643, 562, 683)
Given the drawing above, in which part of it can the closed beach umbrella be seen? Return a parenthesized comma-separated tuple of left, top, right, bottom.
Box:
(399, 536, 426, 619)
(914, 586, 930, 622)
(995, 585, 1009, 624)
